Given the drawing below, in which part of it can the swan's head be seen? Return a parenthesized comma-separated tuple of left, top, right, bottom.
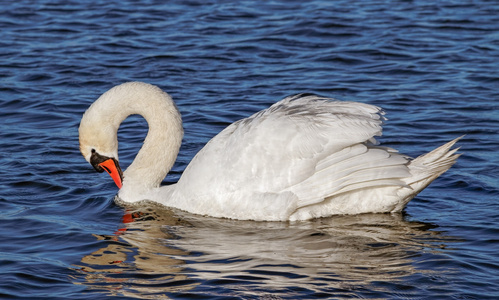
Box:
(79, 96, 124, 189)
(79, 81, 183, 192)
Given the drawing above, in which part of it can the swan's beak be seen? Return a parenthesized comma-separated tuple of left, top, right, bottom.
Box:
(89, 150, 124, 189)
(98, 158, 123, 189)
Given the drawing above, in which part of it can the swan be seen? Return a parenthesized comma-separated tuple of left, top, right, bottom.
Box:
(79, 82, 461, 221)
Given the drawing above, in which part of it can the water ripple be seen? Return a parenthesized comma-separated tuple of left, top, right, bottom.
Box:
(1, 0, 498, 299)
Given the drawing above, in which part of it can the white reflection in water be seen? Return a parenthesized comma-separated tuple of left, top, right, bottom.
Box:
(73, 203, 458, 298)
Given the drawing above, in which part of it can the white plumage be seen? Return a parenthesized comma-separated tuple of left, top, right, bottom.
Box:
(79, 82, 461, 221)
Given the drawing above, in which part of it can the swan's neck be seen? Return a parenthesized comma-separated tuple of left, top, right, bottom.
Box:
(95, 83, 183, 200)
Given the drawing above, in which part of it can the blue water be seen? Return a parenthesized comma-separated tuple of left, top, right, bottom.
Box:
(1, 0, 498, 299)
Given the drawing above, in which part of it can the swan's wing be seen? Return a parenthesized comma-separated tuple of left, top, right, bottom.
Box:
(176, 94, 409, 219)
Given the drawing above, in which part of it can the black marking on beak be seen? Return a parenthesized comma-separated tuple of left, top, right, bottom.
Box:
(90, 150, 124, 182)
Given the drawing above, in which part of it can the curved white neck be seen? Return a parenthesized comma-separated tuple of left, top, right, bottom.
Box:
(92, 82, 183, 200)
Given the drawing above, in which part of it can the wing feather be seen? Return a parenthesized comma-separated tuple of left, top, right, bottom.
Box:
(177, 94, 408, 219)
(287, 144, 411, 207)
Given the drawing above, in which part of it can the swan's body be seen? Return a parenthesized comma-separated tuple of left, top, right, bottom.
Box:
(79, 82, 461, 221)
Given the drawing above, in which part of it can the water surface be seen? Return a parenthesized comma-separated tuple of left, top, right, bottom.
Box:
(1, 1, 498, 299)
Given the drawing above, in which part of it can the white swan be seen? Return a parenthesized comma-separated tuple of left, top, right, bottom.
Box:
(79, 82, 461, 221)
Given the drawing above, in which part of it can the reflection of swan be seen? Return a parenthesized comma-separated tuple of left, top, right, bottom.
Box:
(73, 209, 195, 298)
(74, 207, 460, 298)
(79, 82, 461, 221)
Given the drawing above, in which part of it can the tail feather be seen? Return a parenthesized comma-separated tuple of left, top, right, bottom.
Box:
(395, 136, 462, 211)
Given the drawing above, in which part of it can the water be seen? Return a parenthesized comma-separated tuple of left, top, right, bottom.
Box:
(1, 0, 498, 299)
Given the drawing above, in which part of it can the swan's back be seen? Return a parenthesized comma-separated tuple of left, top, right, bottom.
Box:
(167, 94, 426, 220)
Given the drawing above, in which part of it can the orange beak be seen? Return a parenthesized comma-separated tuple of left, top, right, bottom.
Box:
(98, 158, 123, 188)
